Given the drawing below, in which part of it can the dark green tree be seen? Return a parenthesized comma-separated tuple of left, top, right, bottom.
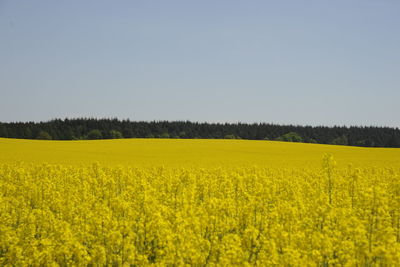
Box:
(159, 132, 170, 139)
(1, 118, 399, 148)
(0, 125, 8, 137)
(224, 134, 236, 139)
(37, 131, 52, 140)
(276, 132, 303, 142)
(109, 130, 123, 139)
(386, 135, 400, 147)
(179, 131, 187, 138)
(122, 129, 134, 138)
(86, 129, 103, 140)
(331, 135, 348, 146)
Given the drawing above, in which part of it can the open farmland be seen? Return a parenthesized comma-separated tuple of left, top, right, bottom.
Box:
(1, 138, 400, 265)
(1, 138, 400, 168)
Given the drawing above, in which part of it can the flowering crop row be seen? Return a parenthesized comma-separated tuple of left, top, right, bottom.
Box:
(1, 155, 399, 265)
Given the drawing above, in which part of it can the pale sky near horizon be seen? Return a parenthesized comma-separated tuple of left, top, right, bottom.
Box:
(1, 0, 399, 127)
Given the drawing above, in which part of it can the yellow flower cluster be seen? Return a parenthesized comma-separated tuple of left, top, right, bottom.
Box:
(1, 155, 400, 265)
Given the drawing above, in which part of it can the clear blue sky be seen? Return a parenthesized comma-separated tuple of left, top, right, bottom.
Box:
(1, 0, 399, 127)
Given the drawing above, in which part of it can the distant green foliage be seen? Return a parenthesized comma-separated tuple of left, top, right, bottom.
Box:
(331, 135, 348, 146)
(224, 134, 237, 139)
(276, 132, 303, 143)
(159, 133, 170, 139)
(1, 118, 400, 148)
(109, 130, 123, 139)
(179, 131, 187, 138)
(0, 125, 7, 138)
(386, 134, 400, 147)
(37, 131, 52, 140)
(87, 129, 103, 140)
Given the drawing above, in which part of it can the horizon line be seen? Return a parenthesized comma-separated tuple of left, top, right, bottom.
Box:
(1, 117, 399, 130)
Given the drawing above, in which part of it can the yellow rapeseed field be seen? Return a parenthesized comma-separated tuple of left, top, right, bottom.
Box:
(1, 138, 400, 265)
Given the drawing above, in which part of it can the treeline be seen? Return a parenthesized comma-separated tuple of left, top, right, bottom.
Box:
(0, 118, 399, 147)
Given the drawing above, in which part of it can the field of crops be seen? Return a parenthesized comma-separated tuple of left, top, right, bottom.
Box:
(1, 138, 400, 265)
